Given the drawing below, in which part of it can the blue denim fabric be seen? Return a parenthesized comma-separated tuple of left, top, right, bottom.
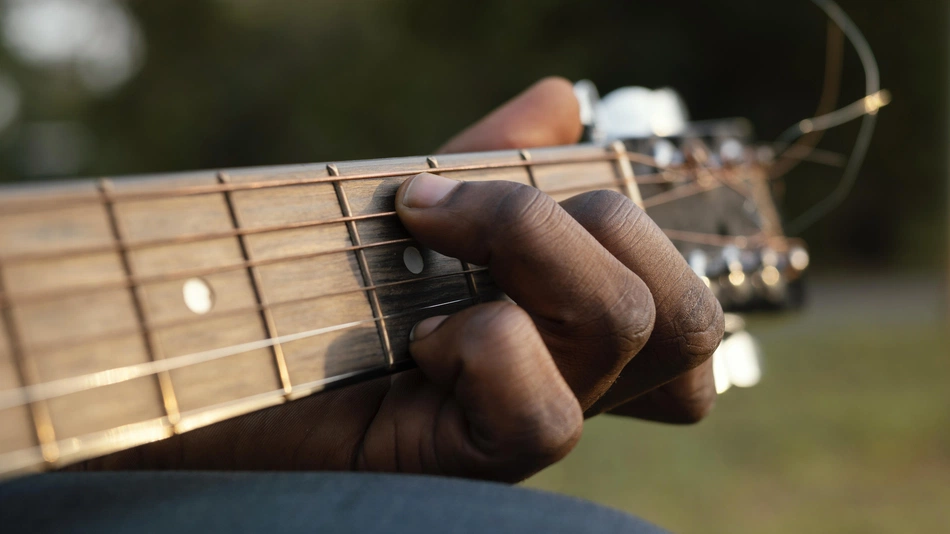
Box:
(0, 472, 667, 533)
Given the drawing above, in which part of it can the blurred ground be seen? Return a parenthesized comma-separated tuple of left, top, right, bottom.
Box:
(526, 274, 949, 533)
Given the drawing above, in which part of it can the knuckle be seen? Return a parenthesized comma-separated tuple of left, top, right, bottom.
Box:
(491, 183, 561, 242)
(574, 190, 651, 253)
(580, 188, 631, 215)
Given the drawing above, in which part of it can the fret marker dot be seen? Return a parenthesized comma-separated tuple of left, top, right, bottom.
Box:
(183, 278, 214, 315)
(403, 246, 424, 275)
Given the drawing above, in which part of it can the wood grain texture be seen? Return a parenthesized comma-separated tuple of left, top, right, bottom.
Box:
(111, 174, 282, 416)
(0, 322, 35, 455)
(228, 167, 385, 391)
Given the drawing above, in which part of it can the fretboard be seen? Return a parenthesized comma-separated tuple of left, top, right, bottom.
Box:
(0, 142, 659, 478)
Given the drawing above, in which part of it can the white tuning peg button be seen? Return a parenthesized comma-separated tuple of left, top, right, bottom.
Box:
(597, 86, 690, 139)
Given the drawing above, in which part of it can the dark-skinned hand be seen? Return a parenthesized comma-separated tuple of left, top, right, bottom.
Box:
(76, 77, 724, 483)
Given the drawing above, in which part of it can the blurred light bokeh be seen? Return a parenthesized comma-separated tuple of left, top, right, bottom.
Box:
(0, 1, 946, 532)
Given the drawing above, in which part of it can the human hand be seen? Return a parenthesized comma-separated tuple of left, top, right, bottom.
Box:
(76, 78, 723, 482)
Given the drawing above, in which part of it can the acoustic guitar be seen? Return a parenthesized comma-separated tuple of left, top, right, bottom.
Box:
(0, 78, 814, 479)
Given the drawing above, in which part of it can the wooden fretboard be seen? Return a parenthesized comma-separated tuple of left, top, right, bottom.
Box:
(0, 142, 677, 478)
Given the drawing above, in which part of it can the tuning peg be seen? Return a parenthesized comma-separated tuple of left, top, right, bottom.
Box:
(719, 246, 754, 307)
(788, 245, 810, 272)
(719, 138, 744, 164)
(596, 86, 690, 139)
(651, 138, 681, 169)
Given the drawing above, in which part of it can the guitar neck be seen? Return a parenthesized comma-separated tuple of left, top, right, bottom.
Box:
(0, 142, 646, 477)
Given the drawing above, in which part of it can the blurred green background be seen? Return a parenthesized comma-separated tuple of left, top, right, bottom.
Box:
(0, 0, 946, 532)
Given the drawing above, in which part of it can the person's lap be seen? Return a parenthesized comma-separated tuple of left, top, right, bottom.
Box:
(0, 471, 667, 533)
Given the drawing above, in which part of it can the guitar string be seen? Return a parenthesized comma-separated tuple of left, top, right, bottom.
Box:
(0, 224, 794, 413)
(0, 237, 416, 307)
(0, 165, 765, 308)
(0, 167, 683, 267)
(0, 211, 401, 265)
(784, 0, 884, 234)
(12, 219, 786, 358)
(0, 295, 477, 413)
(0, 159, 785, 407)
(26, 266, 489, 356)
(0, 142, 810, 452)
(0, 146, 814, 471)
(0, 151, 684, 215)
(0, 152, 856, 471)
(0, 144, 839, 268)
(3, 152, 788, 422)
(1, 1, 886, 474)
(769, 21, 844, 180)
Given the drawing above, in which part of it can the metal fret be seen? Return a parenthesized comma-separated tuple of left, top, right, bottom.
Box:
(0, 273, 58, 463)
(428, 156, 480, 302)
(217, 173, 293, 396)
(328, 164, 396, 367)
(519, 149, 539, 188)
(609, 141, 644, 208)
(98, 179, 182, 426)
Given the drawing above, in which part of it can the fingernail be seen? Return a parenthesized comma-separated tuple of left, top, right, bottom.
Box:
(409, 315, 449, 342)
(402, 173, 459, 208)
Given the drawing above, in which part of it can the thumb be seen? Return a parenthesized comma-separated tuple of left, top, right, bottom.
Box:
(409, 302, 583, 482)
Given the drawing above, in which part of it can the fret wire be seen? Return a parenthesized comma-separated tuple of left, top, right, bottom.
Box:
(0, 295, 476, 412)
(0, 211, 399, 266)
(99, 179, 182, 426)
(0, 237, 415, 307)
(25, 267, 488, 358)
(218, 172, 293, 396)
(0, 263, 59, 463)
(329, 164, 395, 368)
(429, 156, 481, 303)
(1, 152, 634, 214)
(609, 141, 644, 208)
(519, 149, 539, 188)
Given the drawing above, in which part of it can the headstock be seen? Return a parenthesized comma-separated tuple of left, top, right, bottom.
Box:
(576, 81, 808, 312)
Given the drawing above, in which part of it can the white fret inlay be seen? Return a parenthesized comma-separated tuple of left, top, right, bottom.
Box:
(182, 278, 214, 315)
(403, 247, 424, 275)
